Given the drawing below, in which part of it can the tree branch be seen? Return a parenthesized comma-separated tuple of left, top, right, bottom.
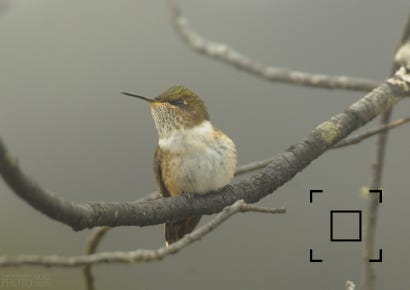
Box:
(80, 114, 410, 289)
(0, 67, 408, 231)
(216, 117, 410, 177)
(169, 0, 379, 92)
(0, 200, 285, 268)
(82, 190, 162, 290)
(332, 117, 410, 148)
(83, 226, 110, 290)
(361, 12, 410, 290)
(361, 110, 391, 290)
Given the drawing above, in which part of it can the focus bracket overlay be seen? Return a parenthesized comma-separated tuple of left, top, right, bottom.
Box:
(308, 189, 383, 263)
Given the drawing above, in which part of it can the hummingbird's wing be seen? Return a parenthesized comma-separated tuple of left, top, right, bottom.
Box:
(153, 146, 170, 198)
(154, 146, 201, 245)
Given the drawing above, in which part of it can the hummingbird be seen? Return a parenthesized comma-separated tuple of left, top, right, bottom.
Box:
(123, 86, 237, 245)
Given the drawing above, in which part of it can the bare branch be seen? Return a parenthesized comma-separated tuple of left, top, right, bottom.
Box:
(84, 227, 111, 258)
(82, 190, 162, 290)
(235, 117, 410, 175)
(81, 117, 410, 287)
(332, 117, 410, 148)
(361, 12, 410, 290)
(0, 67, 409, 230)
(0, 200, 285, 268)
(81, 154, 289, 290)
(83, 227, 110, 290)
(169, 0, 379, 92)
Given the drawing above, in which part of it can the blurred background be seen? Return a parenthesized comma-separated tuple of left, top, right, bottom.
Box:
(0, 0, 409, 289)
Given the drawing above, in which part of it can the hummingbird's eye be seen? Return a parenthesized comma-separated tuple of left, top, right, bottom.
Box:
(172, 99, 185, 106)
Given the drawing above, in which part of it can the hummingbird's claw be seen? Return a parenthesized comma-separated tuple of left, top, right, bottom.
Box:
(185, 192, 196, 199)
(222, 184, 234, 193)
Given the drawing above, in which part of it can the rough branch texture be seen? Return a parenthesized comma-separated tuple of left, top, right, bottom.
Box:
(0, 66, 408, 231)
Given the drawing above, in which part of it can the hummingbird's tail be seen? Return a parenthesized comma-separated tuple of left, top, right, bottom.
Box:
(165, 216, 201, 245)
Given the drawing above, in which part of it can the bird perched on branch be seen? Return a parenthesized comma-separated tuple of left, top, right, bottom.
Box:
(123, 86, 237, 245)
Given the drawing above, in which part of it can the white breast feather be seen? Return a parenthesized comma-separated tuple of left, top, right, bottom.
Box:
(158, 120, 236, 193)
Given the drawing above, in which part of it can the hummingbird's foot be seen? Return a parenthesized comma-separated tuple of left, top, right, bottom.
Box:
(184, 192, 196, 199)
(222, 184, 234, 193)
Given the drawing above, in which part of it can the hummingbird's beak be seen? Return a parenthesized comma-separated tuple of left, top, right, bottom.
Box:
(122, 92, 156, 103)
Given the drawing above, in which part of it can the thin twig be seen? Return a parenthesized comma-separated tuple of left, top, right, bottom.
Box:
(361, 12, 410, 290)
(332, 117, 410, 148)
(169, 0, 379, 92)
(234, 158, 274, 176)
(84, 227, 111, 257)
(83, 226, 110, 290)
(234, 117, 410, 176)
(0, 200, 285, 268)
(361, 110, 391, 290)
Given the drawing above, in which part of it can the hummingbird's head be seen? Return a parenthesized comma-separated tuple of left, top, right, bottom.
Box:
(123, 86, 210, 139)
